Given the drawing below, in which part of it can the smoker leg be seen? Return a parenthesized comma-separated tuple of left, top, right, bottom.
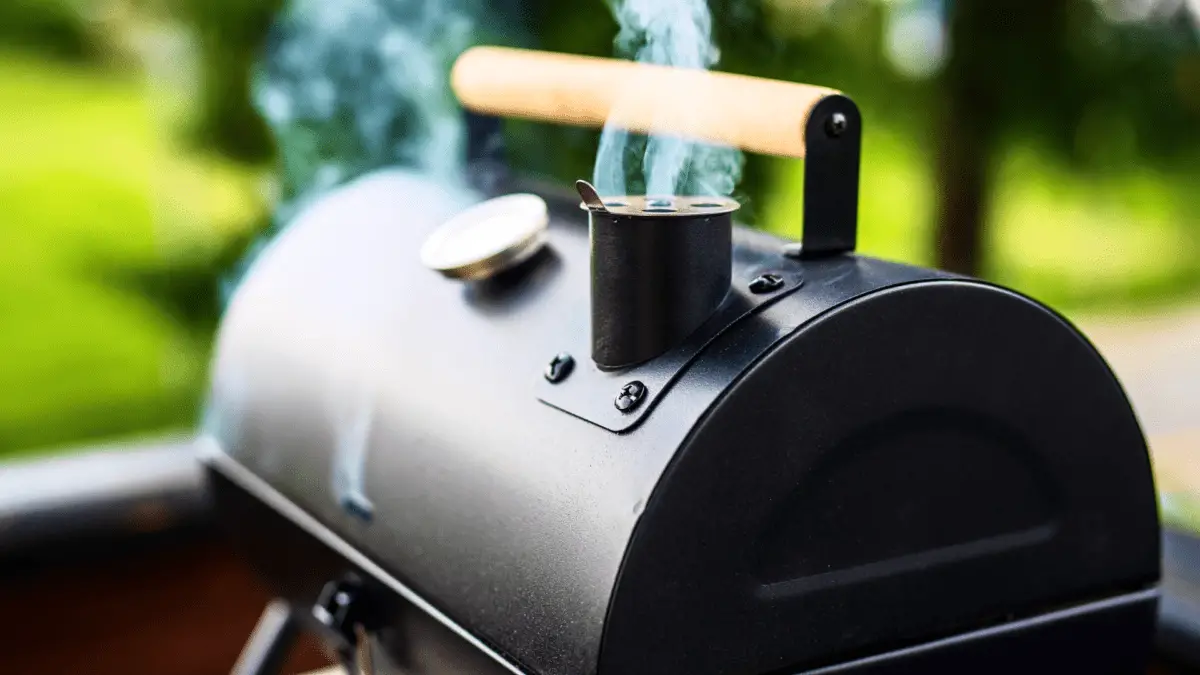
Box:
(231, 599, 300, 675)
(323, 625, 373, 675)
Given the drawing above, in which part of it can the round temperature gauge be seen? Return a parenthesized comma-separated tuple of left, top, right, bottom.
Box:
(420, 194, 549, 281)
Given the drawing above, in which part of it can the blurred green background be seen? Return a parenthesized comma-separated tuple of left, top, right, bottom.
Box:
(1, 0, 1197, 497)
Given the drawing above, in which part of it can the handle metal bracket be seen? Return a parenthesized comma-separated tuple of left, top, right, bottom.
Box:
(797, 94, 862, 258)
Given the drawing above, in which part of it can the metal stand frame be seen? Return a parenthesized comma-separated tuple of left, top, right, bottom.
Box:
(231, 600, 301, 675)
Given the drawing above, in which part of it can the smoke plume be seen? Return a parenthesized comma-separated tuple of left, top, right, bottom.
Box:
(593, 0, 745, 197)
(232, 0, 506, 516)
(220, 0, 520, 304)
(253, 0, 493, 218)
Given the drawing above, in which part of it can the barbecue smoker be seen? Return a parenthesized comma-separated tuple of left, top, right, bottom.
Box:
(204, 47, 1161, 675)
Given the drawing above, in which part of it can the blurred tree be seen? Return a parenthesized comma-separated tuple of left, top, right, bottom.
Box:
(935, 0, 1200, 275)
(0, 0, 98, 61)
(934, 0, 1074, 275)
(173, 0, 284, 162)
(164, 0, 1200, 275)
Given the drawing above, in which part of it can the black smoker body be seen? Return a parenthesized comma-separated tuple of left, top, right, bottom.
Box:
(204, 95, 1160, 675)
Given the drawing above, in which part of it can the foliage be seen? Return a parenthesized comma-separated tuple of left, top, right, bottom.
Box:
(764, 125, 1200, 311)
(0, 52, 265, 458)
(1163, 491, 1200, 536)
(171, 0, 285, 162)
(0, 0, 98, 62)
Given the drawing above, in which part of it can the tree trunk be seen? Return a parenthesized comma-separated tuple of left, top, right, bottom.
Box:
(934, 2, 998, 277)
(934, 95, 991, 277)
(933, 0, 1069, 277)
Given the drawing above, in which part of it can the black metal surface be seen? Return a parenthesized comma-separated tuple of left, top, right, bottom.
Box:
(206, 457, 521, 675)
(808, 590, 1158, 675)
(1160, 527, 1200, 668)
(600, 281, 1161, 675)
(800, 95, 862, 257)
(207, 170, 946, 675)
(589, 207, 732, 368)
(536, 245, 808, 433)
(208, 169, 1158, 675)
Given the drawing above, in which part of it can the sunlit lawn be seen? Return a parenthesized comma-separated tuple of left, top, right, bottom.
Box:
(0, 51, 264, 458)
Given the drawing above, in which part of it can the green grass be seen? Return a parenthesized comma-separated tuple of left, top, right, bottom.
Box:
(0, 51, 265, 458)
(989, 148, 1200, 312)
(1163, 491, 1200, 536)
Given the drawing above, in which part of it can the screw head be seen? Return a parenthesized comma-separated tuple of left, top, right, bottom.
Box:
(749, 273, 786, 294)
(826, 111, 848, 137)
(544, 352, 575, 383)
(615, 380, 648, 412)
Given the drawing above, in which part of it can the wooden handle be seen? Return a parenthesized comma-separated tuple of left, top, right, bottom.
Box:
(451, 46, 840, 159)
